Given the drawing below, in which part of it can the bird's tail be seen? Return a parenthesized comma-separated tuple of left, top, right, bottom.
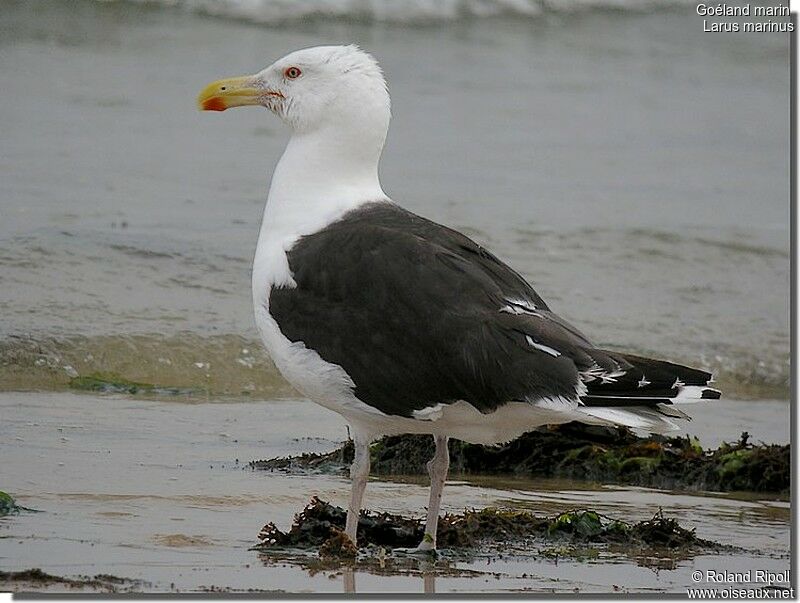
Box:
(576, 351, 720, 434)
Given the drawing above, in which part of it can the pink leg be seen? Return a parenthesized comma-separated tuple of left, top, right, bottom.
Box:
(344, 435, 370, 546)
(417, 434, 449, 550)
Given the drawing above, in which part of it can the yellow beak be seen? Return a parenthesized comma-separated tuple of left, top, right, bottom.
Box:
(197, 75, 263, 111)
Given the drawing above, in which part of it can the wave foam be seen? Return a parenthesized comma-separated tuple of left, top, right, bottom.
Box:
(101, 0, 697, 24)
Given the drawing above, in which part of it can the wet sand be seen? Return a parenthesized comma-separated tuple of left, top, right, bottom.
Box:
(0, 392, 790, 593)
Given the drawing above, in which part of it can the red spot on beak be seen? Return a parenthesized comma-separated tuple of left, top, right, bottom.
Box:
(202, 97, 227, 111)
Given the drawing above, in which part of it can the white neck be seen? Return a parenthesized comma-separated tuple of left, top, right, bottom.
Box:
(258, 122, 388, 247)
(253, 121, 389, 294)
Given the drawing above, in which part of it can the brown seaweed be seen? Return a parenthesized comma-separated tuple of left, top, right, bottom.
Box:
(0, 569, 143, 593)
(254, 497, 721, 558)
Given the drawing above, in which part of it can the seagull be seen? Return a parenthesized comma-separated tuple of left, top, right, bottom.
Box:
(197, 45, 720, 552)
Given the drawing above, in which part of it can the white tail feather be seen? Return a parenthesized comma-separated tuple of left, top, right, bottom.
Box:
(577, 406, 680, 434)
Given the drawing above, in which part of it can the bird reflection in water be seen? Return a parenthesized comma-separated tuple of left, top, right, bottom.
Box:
(341, 564, 437, 594)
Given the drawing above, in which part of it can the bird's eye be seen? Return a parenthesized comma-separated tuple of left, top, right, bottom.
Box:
(284, 67, 302, 79)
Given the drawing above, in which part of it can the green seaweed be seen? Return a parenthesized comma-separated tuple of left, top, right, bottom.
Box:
(68, 372, 198, 396)
(69, 373, 155, 394)
(0, 491, 20, 517)
(251, 425, 790, 494)
(0, 491, 38, 516)
(549, 511, 604, 538)
(717, 449, 752, 477)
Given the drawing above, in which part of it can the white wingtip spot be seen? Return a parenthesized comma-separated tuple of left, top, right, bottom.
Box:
(579, 363, 604, 383)
(500, 298, 542, 317)
(672, 385, 719, 402)
(525, 334, 561, 357)
(581, 363, 626, 384)
(506, 297, 537, 310)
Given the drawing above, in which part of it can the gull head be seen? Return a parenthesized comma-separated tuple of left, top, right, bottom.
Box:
(197, 45, 391, 136)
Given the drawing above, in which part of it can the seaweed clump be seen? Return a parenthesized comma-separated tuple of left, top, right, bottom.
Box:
(251, 425, 790, 494)
(256, 497, 421, 551)
(251, 441, 354, 474)
(0, 491, 36, 517)
(0, 569, 142, 593)
(68, 372, 197, 397)
(367, 427, 789, 494)
(0, 491, 21, 517)
(254, 497, 717, 558)
(436, 507, 708, 550)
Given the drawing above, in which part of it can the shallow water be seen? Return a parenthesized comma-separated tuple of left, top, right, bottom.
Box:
(0, 392, 790, 593)
(0, 0, 790, 398)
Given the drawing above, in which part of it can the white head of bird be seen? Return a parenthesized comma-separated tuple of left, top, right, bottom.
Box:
(198, 45, 389, 132)
(199, 45, 391, 221)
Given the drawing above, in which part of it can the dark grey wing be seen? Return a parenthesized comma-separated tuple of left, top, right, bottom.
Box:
(268, 202, 600, 417)
(411, 209, 721, 406)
